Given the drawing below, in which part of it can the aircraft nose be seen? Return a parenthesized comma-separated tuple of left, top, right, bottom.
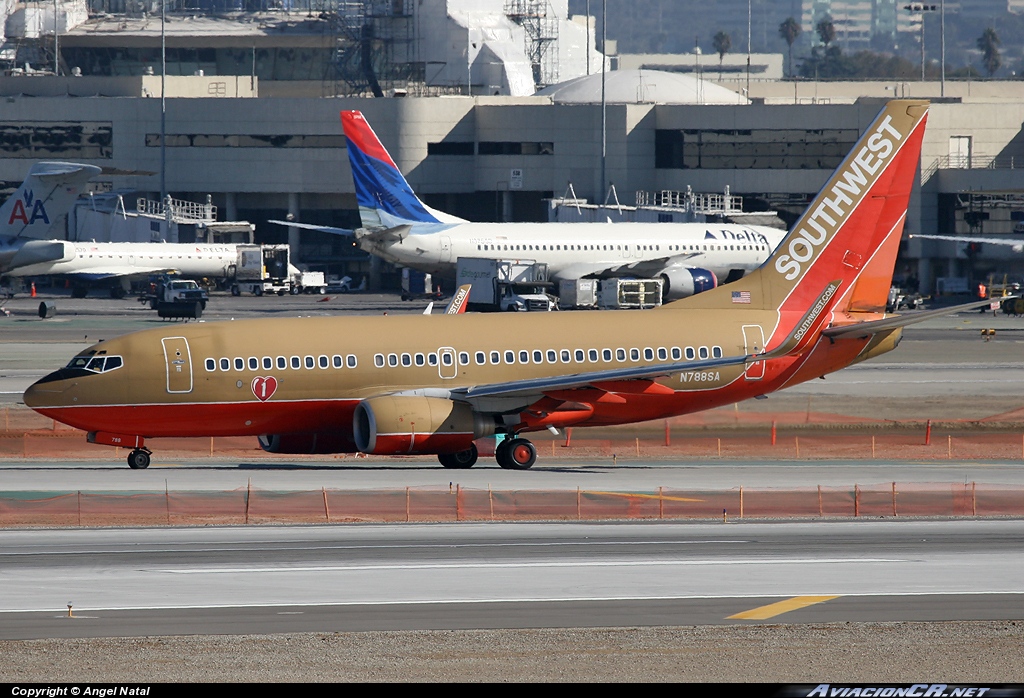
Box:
(22, 369, 75, 409)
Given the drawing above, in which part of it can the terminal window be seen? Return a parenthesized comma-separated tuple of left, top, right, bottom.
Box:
(655, 128, 858, 170)
(146, 134, 347, 148)
(478, 141, 554, 155)
(0, 122, 113, 158)
(428, 142, 474, 155)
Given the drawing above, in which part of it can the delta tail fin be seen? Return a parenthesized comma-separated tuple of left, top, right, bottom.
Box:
(0, 162, 101, 240)
(340, 111, 466, 229)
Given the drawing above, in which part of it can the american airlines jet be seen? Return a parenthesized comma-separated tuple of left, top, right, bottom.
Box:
(0, 163, 241, 296)
(274, 111, 788, 300)
(0, 162, 101, 276)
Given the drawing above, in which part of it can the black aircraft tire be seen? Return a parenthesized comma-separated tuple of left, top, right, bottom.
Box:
(127, 449, 150, 469)
(497, 438, 536, 470)
(439, 444, 478, 469)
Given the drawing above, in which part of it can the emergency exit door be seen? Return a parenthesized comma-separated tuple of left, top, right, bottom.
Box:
(742, 325, 765, 380)
(161, 337, 193, 393)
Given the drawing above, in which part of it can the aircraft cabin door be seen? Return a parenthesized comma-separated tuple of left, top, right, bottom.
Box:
(742, 325, 765, 380)
(161, 336, 193, 393)
(440, 236, 452, 263)
(438, 347, 458, 379)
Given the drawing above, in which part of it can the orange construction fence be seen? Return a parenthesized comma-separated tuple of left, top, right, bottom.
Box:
(6, 405, 1024, 462)
(0, 482, 1021, 527)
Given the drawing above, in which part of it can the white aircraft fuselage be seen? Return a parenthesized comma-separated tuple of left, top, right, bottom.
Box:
(6, 241, 241, 280)
(359, 221, 786, 295)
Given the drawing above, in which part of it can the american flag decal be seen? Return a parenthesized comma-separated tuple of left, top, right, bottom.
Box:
(732, 291, 751, 304)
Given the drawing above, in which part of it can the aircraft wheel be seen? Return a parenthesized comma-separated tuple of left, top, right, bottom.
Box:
(438, 443, 478, 469)
(496, 438, 536, 470)
(127, 449, 151, 469)
(71, 286, 87, 299)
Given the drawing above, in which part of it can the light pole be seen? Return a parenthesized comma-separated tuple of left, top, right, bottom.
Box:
(904, 4, 938, 83)
(160, 0, 167, 203)
(53, 0, 58, 75)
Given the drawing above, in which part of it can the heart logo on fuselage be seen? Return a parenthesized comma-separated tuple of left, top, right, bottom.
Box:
(251, 376, 278, 401)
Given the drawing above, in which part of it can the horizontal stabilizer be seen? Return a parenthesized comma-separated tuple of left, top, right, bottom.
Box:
(823, 299, 1006, 339)
(910, 234, 1024, 247)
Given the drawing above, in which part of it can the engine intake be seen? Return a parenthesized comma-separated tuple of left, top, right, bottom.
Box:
(660, 267, 718, 300)
(353, 395, 494, 455)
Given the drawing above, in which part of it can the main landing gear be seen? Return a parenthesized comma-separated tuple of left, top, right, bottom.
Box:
(435, 436, 538, 470)
(495, 437, 537, 470)
(127, 448, 152, 469)
(438, 443, 478, 469)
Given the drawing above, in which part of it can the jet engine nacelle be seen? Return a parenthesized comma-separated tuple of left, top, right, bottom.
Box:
(1, 240, 73, 274)
(353, 395, 494, 455)
(258, 432, 357, 455)
(660, 266, 718, 300)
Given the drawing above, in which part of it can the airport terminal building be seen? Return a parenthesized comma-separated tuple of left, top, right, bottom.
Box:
(3, 8, 1024, 293)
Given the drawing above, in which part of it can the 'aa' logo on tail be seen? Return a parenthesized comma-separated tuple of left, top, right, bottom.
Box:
(8, 189, 50, 226)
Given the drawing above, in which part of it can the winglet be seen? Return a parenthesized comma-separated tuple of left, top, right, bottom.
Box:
(445, 284, 471, 315)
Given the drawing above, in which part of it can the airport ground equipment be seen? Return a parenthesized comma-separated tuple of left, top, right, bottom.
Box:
(597, 278, 664, 309)
(230, 244, 293, 296)
(456, 257, 556, 312)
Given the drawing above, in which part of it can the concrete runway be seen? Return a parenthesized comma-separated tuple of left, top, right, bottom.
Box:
(2, 458, 1024, 490)
(1, 520, 1022, 640)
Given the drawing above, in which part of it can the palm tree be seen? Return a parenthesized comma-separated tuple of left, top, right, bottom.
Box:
(816, 16, 836, 47)
(712, 31, 731, 80)
(977, 28, 1001, 77)
(778, 17, 802, 78)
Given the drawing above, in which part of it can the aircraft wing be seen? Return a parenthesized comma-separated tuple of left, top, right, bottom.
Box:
(27, 264, 186, 281)
(454, 352, 751, 405)
(267, 220, 414, 244)
(910, 234, 1024, 247)
(823, 298, 1001, 340)
(267, 220, 355, 236)
(442, 279, 844, 413)
(555, 255, 699, 281)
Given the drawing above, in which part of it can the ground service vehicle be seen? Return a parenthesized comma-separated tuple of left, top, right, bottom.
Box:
(456, 258, 556, 312)
(230, 244, 293, 296)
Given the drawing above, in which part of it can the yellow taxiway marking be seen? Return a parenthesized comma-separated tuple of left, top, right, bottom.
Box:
(728, 595, 840, 620)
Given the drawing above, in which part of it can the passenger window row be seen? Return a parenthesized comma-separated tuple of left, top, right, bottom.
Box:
(204, 354, 358, 372)
(369, 345, 724, 369)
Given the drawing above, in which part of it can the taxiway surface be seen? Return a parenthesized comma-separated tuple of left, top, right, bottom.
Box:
(2, 520, 1022, 640)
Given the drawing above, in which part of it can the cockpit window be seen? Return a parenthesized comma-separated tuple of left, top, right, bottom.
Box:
(65, 354, 123, 373)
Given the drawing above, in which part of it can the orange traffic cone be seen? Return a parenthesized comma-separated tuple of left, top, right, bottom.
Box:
(30, 282, 36, 298)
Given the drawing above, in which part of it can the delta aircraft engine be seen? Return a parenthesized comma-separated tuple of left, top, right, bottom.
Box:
(659, 266, 717, 300)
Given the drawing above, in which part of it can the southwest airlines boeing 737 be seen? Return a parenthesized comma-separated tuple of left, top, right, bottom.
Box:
(28, 101, 977, 471)
(274, 111, 788, 300)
